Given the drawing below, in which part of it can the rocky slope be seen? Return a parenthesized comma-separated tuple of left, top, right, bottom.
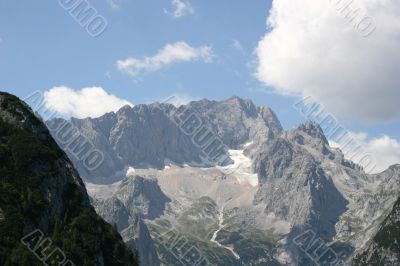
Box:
(47, 96, 400, 265)
(89, 174, 171, 266)
(0, 92, 138, 265)
(252, 122, 349, 238)
(353, 166, 400, 265)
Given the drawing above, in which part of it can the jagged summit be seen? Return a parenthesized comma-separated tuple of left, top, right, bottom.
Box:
(224, 95, 257, 109)
(291, 121, 328, 143)
(48, 96, 284, 181)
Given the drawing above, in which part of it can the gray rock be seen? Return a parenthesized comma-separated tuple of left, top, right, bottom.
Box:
(45, 96, 400, 265)
(252, 122, 348, 240)
(114, 176, 171, 220)
(122, 217, 160, 266)
(92, 197, 130, 231)
(93, 198, 161, 266)
(47, 97, 283, 183)
(91, 175, 169, 266)
(353, 165, 400, 265)
(184, 96, 283, 148)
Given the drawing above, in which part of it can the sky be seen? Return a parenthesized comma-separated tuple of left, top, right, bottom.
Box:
(0, 0, 399, 173)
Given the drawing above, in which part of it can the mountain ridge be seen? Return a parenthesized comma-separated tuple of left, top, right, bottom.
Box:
(44, 95, 400, 265)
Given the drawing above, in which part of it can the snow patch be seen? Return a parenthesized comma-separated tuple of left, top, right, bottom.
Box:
(126, 167, 136, 176)
(219, 149, 259, 187)
(244, 141, 253, 147)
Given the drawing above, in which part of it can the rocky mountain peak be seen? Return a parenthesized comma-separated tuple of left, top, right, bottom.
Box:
(258, 105, 283, 133)
(48, 96, 285, 181)
(224, 96, 258, 114)
(117, 104, 134, 115)
(290, 121, 328, 144)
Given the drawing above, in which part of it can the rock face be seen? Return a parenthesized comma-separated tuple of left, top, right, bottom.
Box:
(0, 92, 138, 265)
(355, 198, 400, 265)
(183, 96, 283, 147)
(353, 165, 400, 265)
(90, 175, 171, 219)
(334, 164, 400, 250)
(92, 182, 164, 266)
(252, 122, 349, 238)
(91, 197, 130, 231)
(114, 176, 171, 220)
(90, 175, 170, 266)
(121, 217, 160, 266)
(250, 122, 353, 264)
(47, 96, 283, 183)
(46, 96, 400, 265)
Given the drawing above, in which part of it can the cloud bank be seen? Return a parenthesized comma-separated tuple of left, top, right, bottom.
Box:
(256, 0, 400, 122)
(117, 41, 213, 77)
(44, 86, 133, 119)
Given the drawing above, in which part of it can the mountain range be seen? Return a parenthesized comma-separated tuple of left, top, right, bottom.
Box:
(46, 96, 400, 265)
(1, 92, 399, 265)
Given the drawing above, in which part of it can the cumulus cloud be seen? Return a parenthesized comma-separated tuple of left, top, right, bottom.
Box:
(256, 0, 400, 122)
(116, 41, 213, 77)
(330, 132, 400, 174)
(164, 0, 194, 19)
(43, 86, 133, 119)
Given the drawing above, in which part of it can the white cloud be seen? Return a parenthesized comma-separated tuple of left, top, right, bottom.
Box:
(330, 132, 400, 174)
(116, 41, 213, 77)
(43, 86, 133, 119)
(232, 39, 243, 51)
(256, 0, 400, 122)
(164, 0, 194, 18)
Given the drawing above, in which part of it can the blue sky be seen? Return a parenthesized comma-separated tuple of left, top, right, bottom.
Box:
(0, 0, 399, 172)
(0, 0, 302, 128)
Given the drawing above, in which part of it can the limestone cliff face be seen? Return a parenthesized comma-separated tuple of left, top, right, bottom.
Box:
(47, 96, 283, 183)
(252, 122, 348, 238)
(353, 165, 400, 265)
(91, 175, 171, 266)
(92, 193, 162, 266)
